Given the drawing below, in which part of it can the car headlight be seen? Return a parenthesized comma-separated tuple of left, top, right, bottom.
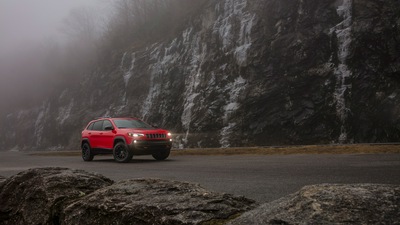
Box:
(128, 133, 145, 137)
(167, 132, 172, 137)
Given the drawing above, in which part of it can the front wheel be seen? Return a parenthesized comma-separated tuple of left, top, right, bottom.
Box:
(113, 142, 133, 163)
(152, 148, 171, 161)
(82, 143, 94, 161)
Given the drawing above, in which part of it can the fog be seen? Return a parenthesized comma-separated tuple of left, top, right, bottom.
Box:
(0, 0, 109, 114)
(0, 0, 103, 54)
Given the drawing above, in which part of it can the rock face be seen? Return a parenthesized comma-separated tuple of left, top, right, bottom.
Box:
(228, 184, 400, 225)
(62, 178, 257, 225)
(1, 0, 400, 150)
(0, 168, 114, 225)
(0, 168, 256, 225)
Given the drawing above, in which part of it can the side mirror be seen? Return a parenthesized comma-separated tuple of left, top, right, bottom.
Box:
(104, 126, 114, 131)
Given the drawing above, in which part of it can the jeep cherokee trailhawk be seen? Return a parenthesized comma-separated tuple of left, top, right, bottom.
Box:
(81, 117, 172, 162)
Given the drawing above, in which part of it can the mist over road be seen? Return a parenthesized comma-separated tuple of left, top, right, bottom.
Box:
(1, 151, 399, 203)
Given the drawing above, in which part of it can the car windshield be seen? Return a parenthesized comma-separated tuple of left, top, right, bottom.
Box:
(113, 119, 153, 129)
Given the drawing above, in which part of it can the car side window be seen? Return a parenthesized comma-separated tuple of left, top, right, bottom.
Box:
(87, 122, 95, 130)
(92, 121, 104, 131)
(102, 120, 113, 131)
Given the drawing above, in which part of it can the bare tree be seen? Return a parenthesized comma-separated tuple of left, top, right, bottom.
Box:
(61, 6, 101, 44)
(102, 0, 208, 50)
(60, 6, 105, 76)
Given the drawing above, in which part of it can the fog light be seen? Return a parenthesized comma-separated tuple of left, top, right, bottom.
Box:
(134, 140, 137, 143)
(169, 139, 173, 142)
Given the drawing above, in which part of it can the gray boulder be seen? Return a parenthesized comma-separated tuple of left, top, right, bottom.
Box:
(4, 168, 397, 225)
(229, 184, 400, 225)
(0, 167, 114, 225)
(62, 178, 257, 225)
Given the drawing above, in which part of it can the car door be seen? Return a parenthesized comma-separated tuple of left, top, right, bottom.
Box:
(101, 119, 115, 149)
(90, 120, 104, 148)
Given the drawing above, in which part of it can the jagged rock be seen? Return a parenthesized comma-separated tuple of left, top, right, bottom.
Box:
(0, 167, 114, 225)
(0, 168, 255, 225)
(228, 184, 400, 225)
(62, 178, 257, 225)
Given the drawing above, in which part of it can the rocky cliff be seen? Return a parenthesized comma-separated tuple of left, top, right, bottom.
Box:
(1, 0, 399, 150)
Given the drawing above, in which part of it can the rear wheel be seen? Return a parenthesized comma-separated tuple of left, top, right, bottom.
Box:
(113, 142, 133, 163)
(82, 143, 94, 161)
(152, 148, 171, 161)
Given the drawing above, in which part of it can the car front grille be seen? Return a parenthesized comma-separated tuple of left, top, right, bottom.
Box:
(146, 133, 166, 139)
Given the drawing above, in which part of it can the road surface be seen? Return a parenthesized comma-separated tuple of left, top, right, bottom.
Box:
(0, 151, 399, 203)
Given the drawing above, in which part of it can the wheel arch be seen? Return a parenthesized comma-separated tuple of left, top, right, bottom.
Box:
(113, 136, 127, 147)
(81, 138, 91, 148)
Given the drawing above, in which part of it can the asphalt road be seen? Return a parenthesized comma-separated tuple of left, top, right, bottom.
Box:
(0, 151, 399, 203)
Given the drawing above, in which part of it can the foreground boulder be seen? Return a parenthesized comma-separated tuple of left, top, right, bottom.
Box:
(0, 168, 256, 225)
(229, 184, 400, 225)
(0, 167, 114, 225)
(2, 168, 399, 225)
(62, 178, 257, 225)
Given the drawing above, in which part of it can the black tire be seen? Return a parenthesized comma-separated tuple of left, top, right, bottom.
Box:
(82, 142, 94, 161)
(113, 142, 133, 163)
(152, 148, 170, 161)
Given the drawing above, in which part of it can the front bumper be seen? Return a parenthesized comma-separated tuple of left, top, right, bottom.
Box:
(128, 139, 172, 155)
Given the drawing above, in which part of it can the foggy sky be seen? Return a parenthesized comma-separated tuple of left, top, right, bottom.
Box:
(0, 0, 108, 113)
(0, 0, 103, 55)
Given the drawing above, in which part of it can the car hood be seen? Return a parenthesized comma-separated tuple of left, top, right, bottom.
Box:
(122, 128, 168, 133)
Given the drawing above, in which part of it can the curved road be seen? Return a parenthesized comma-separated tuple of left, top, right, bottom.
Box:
(1, 151, 399, 203)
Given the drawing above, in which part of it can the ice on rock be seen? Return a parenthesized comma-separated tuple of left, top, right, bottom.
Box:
(142, 39, 180, 120)
(214, 0, 255, 66)
(34, 101, 50, 146)
(57, 99, 74, 125)
(181, 34, 206, 133)
(331, 0, 353, 143)
(220, 76, 247, 147)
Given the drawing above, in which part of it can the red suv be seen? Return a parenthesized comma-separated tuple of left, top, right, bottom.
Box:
(81, 117, 172, 162)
